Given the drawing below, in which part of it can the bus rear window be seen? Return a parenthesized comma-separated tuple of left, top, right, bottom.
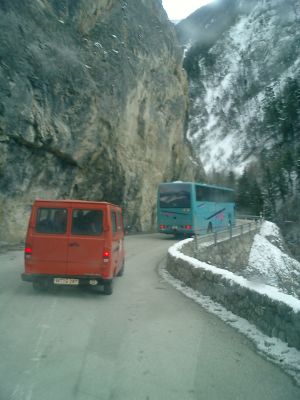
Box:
(159, 184, 191, 208)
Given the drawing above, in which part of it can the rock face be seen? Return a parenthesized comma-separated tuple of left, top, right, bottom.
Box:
(0, 0, 201, 242)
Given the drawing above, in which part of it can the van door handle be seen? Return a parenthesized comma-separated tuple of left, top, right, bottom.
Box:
(69, 242, 80, 247)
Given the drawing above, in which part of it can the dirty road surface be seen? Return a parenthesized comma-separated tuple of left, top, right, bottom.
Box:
(0, 234, 299, 400)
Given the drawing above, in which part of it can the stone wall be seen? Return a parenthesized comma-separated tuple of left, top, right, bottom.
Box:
(166, 236, 300, 350)
(186, 231, 256, 273)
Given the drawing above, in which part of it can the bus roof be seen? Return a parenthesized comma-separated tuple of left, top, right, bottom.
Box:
(159, 182, 235, 192)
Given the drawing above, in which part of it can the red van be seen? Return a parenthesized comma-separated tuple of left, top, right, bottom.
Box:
(22, 200, 125, 295)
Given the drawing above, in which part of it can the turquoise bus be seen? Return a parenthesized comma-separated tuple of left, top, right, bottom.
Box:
(157, 182, 235, 236)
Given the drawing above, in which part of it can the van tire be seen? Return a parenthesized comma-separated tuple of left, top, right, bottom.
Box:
(103, 281, 113, 295)
(117, 261, 125, 277)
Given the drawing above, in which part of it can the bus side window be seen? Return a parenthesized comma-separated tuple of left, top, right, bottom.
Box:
(196, 186, 201, 201)
(196, 186, 205, 201)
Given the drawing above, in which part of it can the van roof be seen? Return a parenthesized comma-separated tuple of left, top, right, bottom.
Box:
(33, 199, 121, 208)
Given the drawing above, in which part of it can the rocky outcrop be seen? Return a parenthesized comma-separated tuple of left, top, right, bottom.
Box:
(0, 0, 202, 242)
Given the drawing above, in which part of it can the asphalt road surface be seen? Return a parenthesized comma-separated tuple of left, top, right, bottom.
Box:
(0, 234, 299, 400)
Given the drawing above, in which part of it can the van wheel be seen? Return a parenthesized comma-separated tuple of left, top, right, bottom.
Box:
(117, 261, 125, 277)
(103, 281, 113, 295)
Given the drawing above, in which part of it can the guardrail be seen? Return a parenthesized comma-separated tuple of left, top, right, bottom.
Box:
(194, 218, 263, 250)
(237, 214, 263, 221)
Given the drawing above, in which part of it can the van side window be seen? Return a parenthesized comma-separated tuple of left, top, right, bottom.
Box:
(111, 211, 117, 234)
(36, 208, 67, 234)
(117, 212, 123, 231)
(72, 209, 103, 235)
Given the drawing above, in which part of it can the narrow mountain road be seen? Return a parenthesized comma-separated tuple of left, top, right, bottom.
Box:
(0, 234, 299, 400)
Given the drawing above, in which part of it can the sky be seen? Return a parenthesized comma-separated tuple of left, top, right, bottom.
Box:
(162, 0, 214, 21)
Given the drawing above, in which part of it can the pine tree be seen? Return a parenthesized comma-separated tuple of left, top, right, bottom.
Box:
(263, 85, 280, 139)
(249, 180, 263, 215)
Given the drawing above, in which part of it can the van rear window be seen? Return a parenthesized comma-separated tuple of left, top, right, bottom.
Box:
(36, 208, 68, 234)
(72, 209, 103, 235)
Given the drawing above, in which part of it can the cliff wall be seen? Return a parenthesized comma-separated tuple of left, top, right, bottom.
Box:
(0, 0, 201, 242)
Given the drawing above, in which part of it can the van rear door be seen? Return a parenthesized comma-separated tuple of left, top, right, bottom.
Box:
(67, 207, 106, 276)
(31, 206, 69, 275)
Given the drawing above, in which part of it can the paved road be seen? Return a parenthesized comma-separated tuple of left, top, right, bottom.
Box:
(0, 234, 299, 400)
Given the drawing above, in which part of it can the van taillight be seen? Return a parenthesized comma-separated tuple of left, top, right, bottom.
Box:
(25, 245, 32, 257)
(160, 225, 166, 229)
(103, 249, 110, 262)
(184, 225, 192, 230)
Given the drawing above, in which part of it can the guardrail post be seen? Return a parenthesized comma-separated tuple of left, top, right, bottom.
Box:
(194, 234, 199, 254)
(214, 231, 217, 245)
(229, 224, 232, 239)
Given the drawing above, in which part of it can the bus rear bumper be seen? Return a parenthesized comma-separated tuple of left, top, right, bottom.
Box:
(158, 228, 194, 236)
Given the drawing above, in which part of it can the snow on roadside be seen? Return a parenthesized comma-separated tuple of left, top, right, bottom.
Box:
(260, 220, 281, 237)
(160, 221, 300, 385)
(247, 221, 300, 298)
(169, 236, 300, 312)
(159, 264, 300, 386)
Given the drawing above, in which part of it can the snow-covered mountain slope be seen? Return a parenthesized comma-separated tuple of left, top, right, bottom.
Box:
(177, 0, 300, 173)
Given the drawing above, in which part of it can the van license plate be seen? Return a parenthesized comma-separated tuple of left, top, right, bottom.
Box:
(54, 278, 79, 285)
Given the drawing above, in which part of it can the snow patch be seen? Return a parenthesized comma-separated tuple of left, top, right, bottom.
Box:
(247, 222, 300, 298)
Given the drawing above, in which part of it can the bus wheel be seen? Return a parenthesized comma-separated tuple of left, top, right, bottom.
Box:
(207, 223, 213, 234)
(103, 281, 113, 295)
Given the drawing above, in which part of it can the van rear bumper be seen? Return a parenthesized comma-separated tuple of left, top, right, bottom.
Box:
(21, 273, 111, 286)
